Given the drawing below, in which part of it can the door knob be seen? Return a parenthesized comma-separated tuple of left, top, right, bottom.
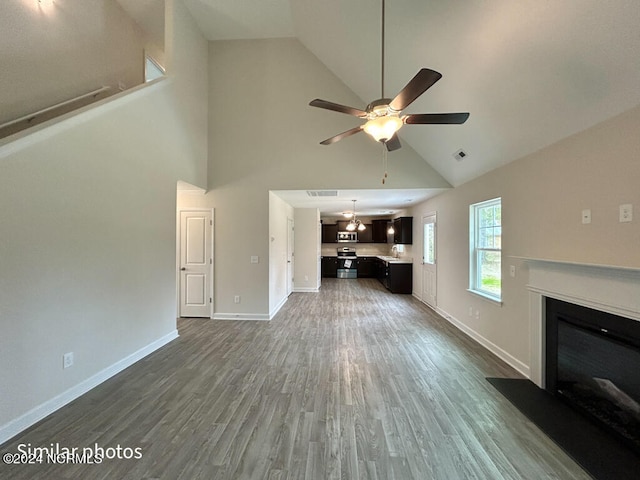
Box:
(180, 267, 186, 271)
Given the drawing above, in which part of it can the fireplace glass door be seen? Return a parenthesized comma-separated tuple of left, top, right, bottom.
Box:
(546, 297, 640, 453)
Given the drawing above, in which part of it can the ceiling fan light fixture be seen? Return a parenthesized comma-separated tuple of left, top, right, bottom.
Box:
(357, 222, 366, 232)
(363, 115, 403, 142)
(345, 222, 356, 231)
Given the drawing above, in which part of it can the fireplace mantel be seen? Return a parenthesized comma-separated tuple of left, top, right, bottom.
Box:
(516, 256, 640, 387)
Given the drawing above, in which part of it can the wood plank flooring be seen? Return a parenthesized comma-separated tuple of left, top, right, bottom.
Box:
(0, 279, 590, 479)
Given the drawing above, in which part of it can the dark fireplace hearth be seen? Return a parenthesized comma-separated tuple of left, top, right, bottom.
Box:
(545, 297, 640, 454)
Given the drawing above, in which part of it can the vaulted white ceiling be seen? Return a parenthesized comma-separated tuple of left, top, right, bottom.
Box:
(184, 0, 640, 205)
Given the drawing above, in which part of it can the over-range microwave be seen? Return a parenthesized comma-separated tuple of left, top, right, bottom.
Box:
(337, 231, 357, 242)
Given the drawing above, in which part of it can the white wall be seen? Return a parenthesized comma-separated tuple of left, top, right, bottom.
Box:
(191, 37, 450, 318)
(0, 0, 158, 126)
(410, 105, 640, 376)
(294, 208, 320, 292)
(0, 0, 208, 442)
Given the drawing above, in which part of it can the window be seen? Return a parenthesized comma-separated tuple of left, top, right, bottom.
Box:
(470, 198, 501, 301)
(145, 55, 165, 83)
(423, 220, 435, 265)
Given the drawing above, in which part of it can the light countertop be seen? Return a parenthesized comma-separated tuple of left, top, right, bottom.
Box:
(376, 256, 413, 264)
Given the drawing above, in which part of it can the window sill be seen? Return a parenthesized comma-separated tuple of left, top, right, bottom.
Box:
(467, 289, 503, 306)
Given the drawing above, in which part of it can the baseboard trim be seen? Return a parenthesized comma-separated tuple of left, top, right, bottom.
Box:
(293, 287, 319, 293)
(0, 329, 179, 446)
(212, 294, 292, 322)
(434, 305, 530, 378)
(213, 313, 270, 321)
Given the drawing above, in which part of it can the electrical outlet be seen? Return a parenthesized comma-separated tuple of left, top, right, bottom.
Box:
(250, 256, 259, 264)
(234, 295, 240, 304)
(510, 265, 516, 277)
(475, 310, 480, 320)
(63, 352, 74, 369)
(581, 209, 591, 224)
(619, 204, 632, 223)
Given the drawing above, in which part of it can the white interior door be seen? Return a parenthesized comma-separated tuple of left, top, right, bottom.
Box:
(179, 210, 213, 317)
(422, 213, 437, 308)
(287, 217, 294, 295)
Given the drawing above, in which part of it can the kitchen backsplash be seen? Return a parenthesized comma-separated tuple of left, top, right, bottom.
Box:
(322, 243, 406, 257)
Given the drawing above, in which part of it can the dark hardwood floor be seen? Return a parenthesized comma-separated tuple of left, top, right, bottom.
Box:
(0, 279, 589, 479)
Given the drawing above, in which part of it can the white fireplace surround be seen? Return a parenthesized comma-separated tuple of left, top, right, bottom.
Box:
(522, 257, 640, 388)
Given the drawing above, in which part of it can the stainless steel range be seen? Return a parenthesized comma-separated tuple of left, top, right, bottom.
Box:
(337, 247, 357, 279)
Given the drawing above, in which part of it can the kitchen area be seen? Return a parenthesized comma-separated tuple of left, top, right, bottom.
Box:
(321, 216, 414, 294)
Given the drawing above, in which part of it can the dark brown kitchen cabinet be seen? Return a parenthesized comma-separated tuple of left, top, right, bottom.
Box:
(357, 224, 373, 243)
(356, 257, 376, 277)
(336, 220, 350, 231)
(321, 256, 338, 277)
(321, 223, 338, 243)
(393, 217, 413, 244)
(372, 219, 389, 243)
(376, 259, 412, 293)
(388, 263, 412, 293)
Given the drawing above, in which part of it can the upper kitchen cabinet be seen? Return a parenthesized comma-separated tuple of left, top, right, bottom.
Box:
(357, 225, 373, 243)
(336, 220, 350, 231)
(323, 219, 380, 243)
(372, 219, 389, 243)
(321, 222, 338, 243)
(393, 217, 413, 244)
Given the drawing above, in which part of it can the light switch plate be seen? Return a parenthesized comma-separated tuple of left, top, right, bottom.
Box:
(63, 352, 74, 369)
(581, 209, 591, 224)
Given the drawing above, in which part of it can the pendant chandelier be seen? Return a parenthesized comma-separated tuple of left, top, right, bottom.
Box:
(345, 200, 366, 232)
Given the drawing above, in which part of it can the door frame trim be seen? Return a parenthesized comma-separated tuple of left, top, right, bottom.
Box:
(422, 211, 437, 308)
(176, 208, 214, 318)
(286, 217, 294, 296)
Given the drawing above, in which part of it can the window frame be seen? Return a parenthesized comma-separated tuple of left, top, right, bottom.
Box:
(469, 197, 502, 303)
(423, 219, 435, 265)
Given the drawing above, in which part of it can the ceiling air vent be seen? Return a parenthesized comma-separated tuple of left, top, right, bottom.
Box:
(306, 190, 338, 197)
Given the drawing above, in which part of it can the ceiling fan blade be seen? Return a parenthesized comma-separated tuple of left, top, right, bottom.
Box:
(384, 134, 402, 151)
(404, 112, 470, 125)
(309, 99, 367, 117)
(389, 68, 442, 112)
(319, 126, 363, 145)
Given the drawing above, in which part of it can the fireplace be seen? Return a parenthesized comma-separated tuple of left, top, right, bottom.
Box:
(545, 297, 640, 453)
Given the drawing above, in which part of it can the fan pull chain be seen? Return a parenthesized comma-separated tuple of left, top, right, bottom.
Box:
(381, 143, 388, 184)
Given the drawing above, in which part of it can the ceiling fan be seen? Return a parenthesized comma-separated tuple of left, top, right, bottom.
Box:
(309, 0, 469, 152)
